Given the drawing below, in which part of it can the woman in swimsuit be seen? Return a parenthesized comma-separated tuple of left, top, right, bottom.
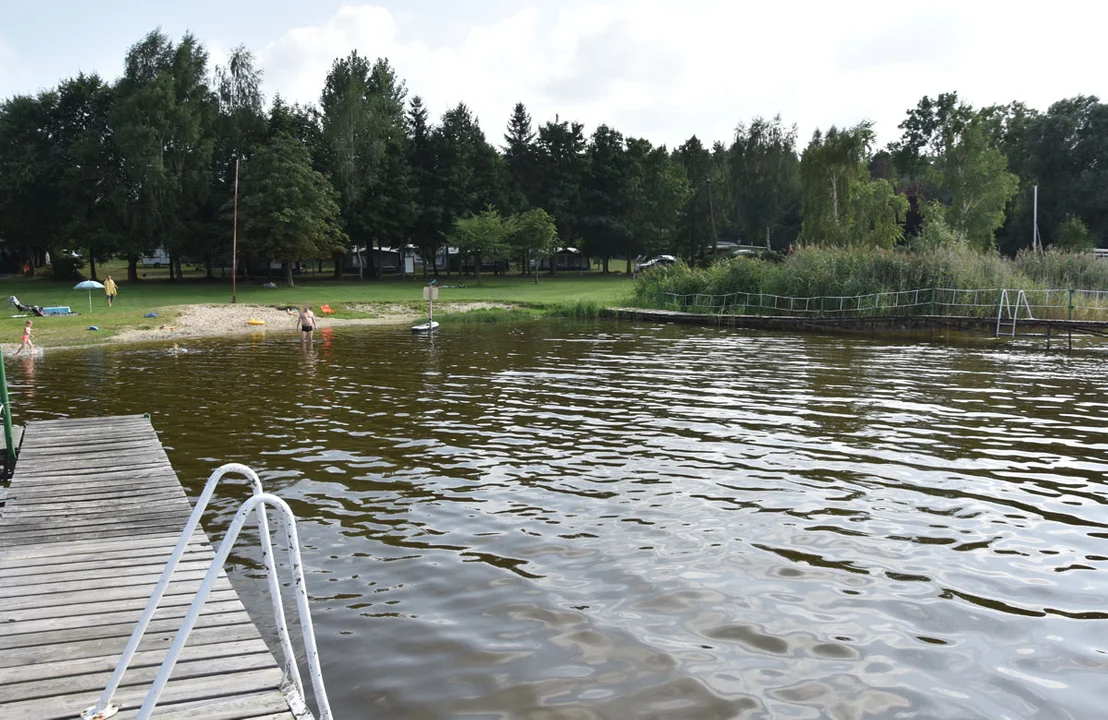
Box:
(297, 304, 316, 343)
(14, 320, 32, 356)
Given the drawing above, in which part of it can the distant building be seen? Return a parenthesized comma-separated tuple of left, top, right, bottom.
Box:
(537, 247, 590, 272)
(349, 245, 418, 273)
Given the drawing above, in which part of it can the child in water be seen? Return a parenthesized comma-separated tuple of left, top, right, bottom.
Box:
(169, 342, 187, 355)
(14, 320, 32, 356)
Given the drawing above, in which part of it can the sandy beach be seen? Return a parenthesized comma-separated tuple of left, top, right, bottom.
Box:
(2, 302, 511, 353)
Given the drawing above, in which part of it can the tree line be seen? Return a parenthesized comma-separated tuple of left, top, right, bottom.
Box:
(1, 30, 1105, 284)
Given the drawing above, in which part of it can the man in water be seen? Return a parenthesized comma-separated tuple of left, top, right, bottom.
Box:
(298, 304, 317, 343)
(104, 275, 118, 307)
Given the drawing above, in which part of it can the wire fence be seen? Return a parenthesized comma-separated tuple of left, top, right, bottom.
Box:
(660, 288, 1108, 321)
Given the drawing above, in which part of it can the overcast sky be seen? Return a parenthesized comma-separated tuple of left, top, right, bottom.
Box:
(1, 0, 1104, 150)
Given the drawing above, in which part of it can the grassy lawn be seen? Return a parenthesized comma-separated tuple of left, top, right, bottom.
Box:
(1, 260, 635, 348)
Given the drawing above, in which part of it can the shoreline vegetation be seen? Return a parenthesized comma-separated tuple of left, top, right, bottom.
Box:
(632, 246, 1108, 306)
(0, 270, 627, 352)
(6, 246, 1108, 355)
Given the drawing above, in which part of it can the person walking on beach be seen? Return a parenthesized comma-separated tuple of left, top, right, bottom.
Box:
(14, 320, 32, 356)
(104, 275, 118, 307)
(298, 304, 317, 343)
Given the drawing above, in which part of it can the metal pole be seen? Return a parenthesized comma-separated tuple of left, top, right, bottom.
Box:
(1032, 184, 1038, 252)
(232, 156, 239, 304)
(706, 176, 719, 243)
(0, 355, 15, 468)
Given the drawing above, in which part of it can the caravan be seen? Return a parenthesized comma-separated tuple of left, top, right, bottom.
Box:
(140, 249, 170, 268)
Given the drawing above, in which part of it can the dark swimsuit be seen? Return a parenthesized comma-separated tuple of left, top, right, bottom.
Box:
(301, 324, 313, 332)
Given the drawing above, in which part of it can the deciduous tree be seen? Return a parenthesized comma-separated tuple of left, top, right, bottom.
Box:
(449, 207, 510, 285)
(510, 207, 559, 282)
(237, 132, 347, 286)
(729, 116, 802, 249)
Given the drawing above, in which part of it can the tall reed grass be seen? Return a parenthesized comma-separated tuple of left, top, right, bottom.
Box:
(632, 247, 1108, 306)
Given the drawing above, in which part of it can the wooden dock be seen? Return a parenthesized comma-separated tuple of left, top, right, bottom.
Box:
(0, 415, 299, 719)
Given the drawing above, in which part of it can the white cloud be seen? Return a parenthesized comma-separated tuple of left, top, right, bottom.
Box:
(245, 1, 1106, 151)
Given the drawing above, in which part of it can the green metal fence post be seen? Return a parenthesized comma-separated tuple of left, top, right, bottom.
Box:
(930, 288, 936, 316)
(1069, 289, 1074, 321)
(819, 296, 824, 318)
(0, 355, 15, 468)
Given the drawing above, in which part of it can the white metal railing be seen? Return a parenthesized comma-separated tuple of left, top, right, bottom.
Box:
(81, 463, 331, 720)
(661, 287, 1108, 322)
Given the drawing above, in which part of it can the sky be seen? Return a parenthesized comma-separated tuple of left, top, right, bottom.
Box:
(0, 0, 1105, 151)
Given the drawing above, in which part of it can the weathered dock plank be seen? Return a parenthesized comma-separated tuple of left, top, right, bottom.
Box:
(0, 415, 297, 719)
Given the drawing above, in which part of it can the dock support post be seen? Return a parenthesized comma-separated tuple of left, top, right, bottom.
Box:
(0, 355, 15, 467)
(1069, 289, 1075, 321)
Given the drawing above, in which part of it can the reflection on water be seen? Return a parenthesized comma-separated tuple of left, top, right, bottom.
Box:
(9, 323, 1108, 719)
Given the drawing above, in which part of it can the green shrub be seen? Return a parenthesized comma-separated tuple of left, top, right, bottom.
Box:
(1052, 214, 1095, 252)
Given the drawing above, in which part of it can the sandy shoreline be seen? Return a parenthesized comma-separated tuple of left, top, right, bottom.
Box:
(2, 302, 510, 353)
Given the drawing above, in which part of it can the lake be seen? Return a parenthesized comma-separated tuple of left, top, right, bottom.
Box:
(7, 321, 1108, 719)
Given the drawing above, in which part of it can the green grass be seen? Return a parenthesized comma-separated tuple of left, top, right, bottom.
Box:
(1, 264, 634, 347)
(437, 299, 610, 326)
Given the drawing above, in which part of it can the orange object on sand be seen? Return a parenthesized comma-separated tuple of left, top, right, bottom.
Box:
(320, 304, 335, 314)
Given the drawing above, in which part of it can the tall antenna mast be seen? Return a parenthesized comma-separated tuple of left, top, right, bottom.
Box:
(1032, 184, 1039, 252)
(232, 156, 239, 302)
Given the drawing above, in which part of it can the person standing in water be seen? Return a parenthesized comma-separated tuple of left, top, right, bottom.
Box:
(104, 275, 118, 307)
(14, 320, 32, 356)
(298, 304, 317, 343)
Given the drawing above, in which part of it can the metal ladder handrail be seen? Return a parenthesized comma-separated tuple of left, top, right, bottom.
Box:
(81, 463, 318, 719)
(137, 492, 332, 719)
(996, 289, 1035, 337)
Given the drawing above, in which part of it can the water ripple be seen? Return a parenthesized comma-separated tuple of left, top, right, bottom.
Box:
(10, 323, 1108, 718)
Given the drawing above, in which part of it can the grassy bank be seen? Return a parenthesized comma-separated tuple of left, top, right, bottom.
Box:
(1, 268, 633, 348)
(632, 247, 1108, 306)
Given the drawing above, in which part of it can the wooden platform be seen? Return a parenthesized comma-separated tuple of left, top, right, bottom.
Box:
(0, 415, 298, 719)
(613, 307, 1108, 341)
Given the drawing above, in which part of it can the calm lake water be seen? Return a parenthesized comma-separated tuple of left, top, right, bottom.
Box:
(8, 322, 1108, 719)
